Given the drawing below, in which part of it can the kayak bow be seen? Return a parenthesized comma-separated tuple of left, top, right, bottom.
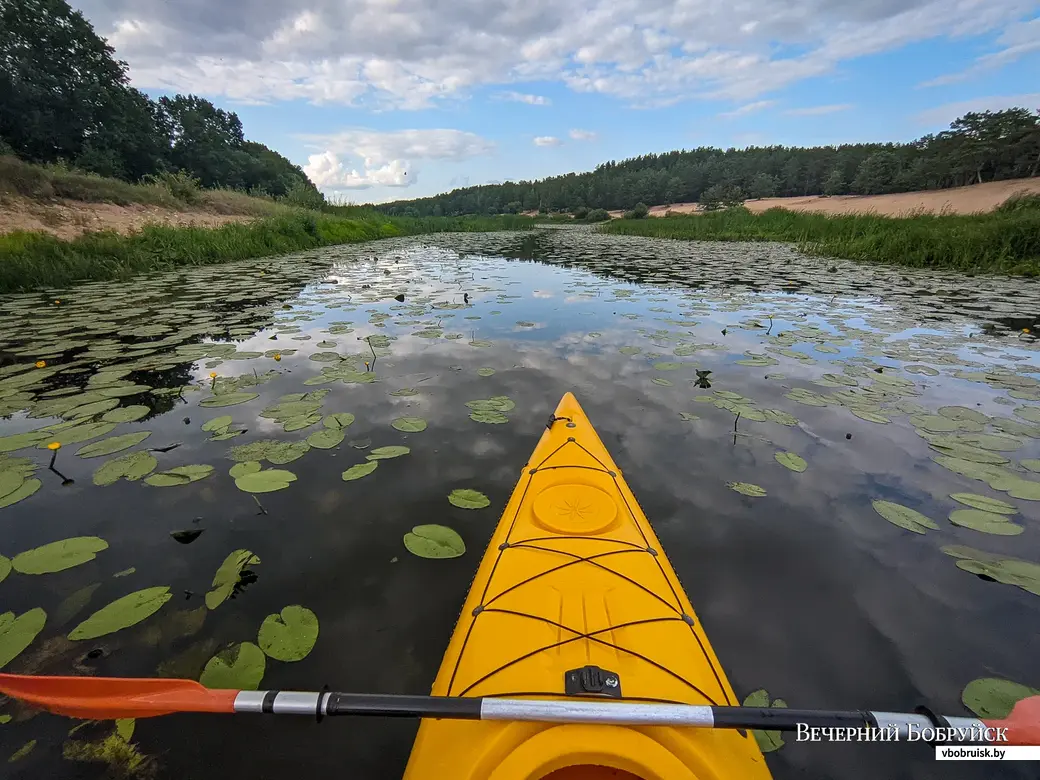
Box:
(402, 391, 772, 779)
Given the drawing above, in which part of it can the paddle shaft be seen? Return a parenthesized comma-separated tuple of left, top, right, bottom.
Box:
(239, 691, 1007, 743)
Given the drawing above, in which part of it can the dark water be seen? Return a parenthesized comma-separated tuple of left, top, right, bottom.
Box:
(1, 226, 1038, 779)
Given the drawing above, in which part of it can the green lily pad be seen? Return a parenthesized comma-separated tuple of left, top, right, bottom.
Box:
(1003, 478, 1040, 501)
(1013, 406, 1040, 423)
(910, 414, 961, 433)
(950, 493, 1017, 515)
(0, 478, 41, 509)
(390, 388, 419, 397)
(0, 608, 47, 669)
(76, 432, 152, 458)
(234, 469, 297, 493)
(618, 347, 641, 355)
(470, 410, 509, 424)
(199, 392, 259, 408)
(938, 406, 988, 424)
(774, 452, 807, 473)
(227, 440, 310, 465)
(67, 398, 121, 418)
(469, 339, 493, 348)
(283, 413, 323, 432)
(961, 678, 1040, 719)
(728, 482, 766, 497)
(678, 412, 700, 421)
(342, 462, 379, 481)
(0, 431, 49, 453)
(448, 489, 490, 509)
(652, 362, 684, 370)
(12, 537, 108, 574)
(92, 451, 157, 486)
(0, 555, 9, 583)
(229, 461, 261, 478)
(948, 509, 1023, 536)
(941, 545, 1040, 596)
(206, 550, 260, 609)
(763, 409, 798, 426)
(257, 606, 319, 662)
(742, 689, 787, 753)
(366, 446, 410, 460)
(477, 368, 495, 377)
(307, 428, 345, 449)
(144, 465, 214, 487)
(68, 587, 171, 640)
(392, 417, 427, 433)
(850, 408, 891, 424)
(323, 413, 355, 430)
(38, 422, 117, 448)
(201, 416, 234, 432)
(101, 405, 149, 424)
(199, 642, 266, 690)
(871, 500, 938, 534)
(465, 397, 515, 412)
(651, 378, 673, 386)
(8, 739, 36, 762)
(403, 525, 465, 559)
(1021, 459, 1040, 473)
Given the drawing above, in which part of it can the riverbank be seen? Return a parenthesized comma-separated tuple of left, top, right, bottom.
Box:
(0, 209, 535, 292)
(600, 197, 1040, 274)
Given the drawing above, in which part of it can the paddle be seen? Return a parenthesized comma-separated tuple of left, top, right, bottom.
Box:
(0, 673, 1036, 745)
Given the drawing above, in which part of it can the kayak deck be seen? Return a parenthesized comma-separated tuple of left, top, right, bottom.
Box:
(403, 393, 771, 780)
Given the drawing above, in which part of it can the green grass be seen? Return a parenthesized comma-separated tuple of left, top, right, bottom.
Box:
(0, 208, 537, 292)
(600, 201, 1040, 275)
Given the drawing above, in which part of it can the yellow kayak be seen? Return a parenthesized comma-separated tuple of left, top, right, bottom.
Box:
(403, 392, 773, 780)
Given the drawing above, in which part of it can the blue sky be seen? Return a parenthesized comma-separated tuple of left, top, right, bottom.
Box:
(76, 0, 1039, 203)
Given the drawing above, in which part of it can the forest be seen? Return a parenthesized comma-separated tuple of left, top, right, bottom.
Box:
(0, 0, 321, 205)
(377, 109, 1040, 217)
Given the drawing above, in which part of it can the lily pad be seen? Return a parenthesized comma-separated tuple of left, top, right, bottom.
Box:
(323, 413, 355, 430)
(678, 412, 700, 422)
(742, 689, 787, 753)
(144, 465, 214, 487)
(199, 392, 259, 408)
(12, 537, 108, 574)
(257, 606, 319, 662)
(201, 416, 234, 432)
(774, 452, 807, 473)
(101, 405, 150, 424)
(38, 422, 116, 448)
(92, 451, 157, 486)
(227, 440, 310, 465)
(307, 428, 345, 449)
(850, 408, 891, 424)
(941, 545, 1040, 596)
(403, 525, 465, 559)
(0, 608, 47, 669)
(0, 478, 41, 509)
(0, 556, 9, 583)
(392, 416, 427, 433)
(949, 493, 1017, 514)
(652, 362, 684, 370)
(1013, 406, 1040, 423)
(283, 413, 323, 432)
(948, 509, 1023, 536)
(76, 432, 152, 458)
(476, 368, 495, 377)
(229, 461, 261, 478)
(338, 456, 380, 481)
(961, 678, 1040, 719)
(470, 410, 509, 424)
(728, 482, 766, 497)
(390, 388, 419, 397)
(206, 550, 260, 609)
(68, 587, 171, 640)
(871, 500, 938, 534)
(199, 642, 266, 690)
(618, 346, 641, 355)
(357, 441, 411, 462)
(651, 378, 673, 386)
(448, 489, 490, 509)
(234, 469, 297, 493)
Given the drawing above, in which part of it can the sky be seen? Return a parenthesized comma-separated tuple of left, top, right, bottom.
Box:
(73, 0, 1040, 204)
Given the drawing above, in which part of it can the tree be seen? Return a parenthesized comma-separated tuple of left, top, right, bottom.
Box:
(626, 202, 649, 218)
(852, 152, 900, 195)
(748, 172, 778, 199)
(823, 167, 846, 196)
(699, 183, 744, 210)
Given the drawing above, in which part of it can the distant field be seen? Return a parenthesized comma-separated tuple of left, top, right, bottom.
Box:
(597, 178, 1040, 219)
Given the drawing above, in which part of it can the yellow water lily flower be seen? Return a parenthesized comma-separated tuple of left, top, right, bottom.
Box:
(1024, 328, 1031, 334)
(53, 299, 61, 305)
(209, 372, 217, 378)
(273, 354, 281, 362)
(35, 360, 46, 368)
(46, 441, 61, 450)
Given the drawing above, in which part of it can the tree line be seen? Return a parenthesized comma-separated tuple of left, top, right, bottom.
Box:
(0, 0, 321, 203)
(377, 108, 1040, 217)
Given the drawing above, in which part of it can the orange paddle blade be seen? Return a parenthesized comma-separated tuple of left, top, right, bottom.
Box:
(0, 673, 238, 719)
(986, 695, 1040, 746)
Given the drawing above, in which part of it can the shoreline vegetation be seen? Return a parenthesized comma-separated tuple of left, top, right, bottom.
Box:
(601, 194, 1040, 275)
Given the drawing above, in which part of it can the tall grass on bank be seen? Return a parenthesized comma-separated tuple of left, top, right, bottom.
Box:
(0, 210, 537, 292)
(601, 197, 1040, 275)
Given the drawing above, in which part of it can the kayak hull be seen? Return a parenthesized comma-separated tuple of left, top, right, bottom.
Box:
(403, 393, 772, 780)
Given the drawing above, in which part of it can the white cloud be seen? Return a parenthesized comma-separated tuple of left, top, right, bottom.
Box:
(914, 93, 1040, 126)
(783, 103, 854, 115)
(86, 0, 1037, 110)
(533, 136, 562, 146)
(299, 128, 495, 191)
(497, 91, 552, 105)
(719, 99, 778, 118)
(568, 128, 598, 140)
(918, 17, 1040, 87)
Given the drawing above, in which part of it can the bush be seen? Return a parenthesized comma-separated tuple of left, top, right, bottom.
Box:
(997, 192, 1040, 214)
(700, 183, 745, 211)
(0, 155, 54, 198)
(572, 206, 589, 219)
(280, 180, 326, 210)
(585, 208, 610, 222)
(623, 202, 649, 219)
